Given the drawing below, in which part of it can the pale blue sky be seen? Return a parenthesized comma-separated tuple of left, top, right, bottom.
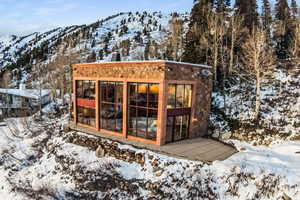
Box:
(0, 0, 298, 37)
(0, 0, 193, 36)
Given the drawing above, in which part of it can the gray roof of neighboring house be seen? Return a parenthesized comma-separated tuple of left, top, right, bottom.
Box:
(0, 89, 51, 99)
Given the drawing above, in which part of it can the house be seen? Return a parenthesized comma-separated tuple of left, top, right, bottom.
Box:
(70, 61, 212, 146)
(0, 84, 52, 116)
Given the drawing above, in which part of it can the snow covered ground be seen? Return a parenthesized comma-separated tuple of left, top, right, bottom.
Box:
(0, 115, 299, 199)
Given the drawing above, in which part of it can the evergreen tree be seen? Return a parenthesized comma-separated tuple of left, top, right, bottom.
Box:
(215, 0, 231, 13)
(291, 0, 298, 18)
(235, 0, 259, 29)
(116, 52, 121, 61)
(275, 0, 290, 21)
(182, 0, 214, 64)
(274, 0, 293, 59)
(261, 0, 272, 41)
(99, 49, 104, 60)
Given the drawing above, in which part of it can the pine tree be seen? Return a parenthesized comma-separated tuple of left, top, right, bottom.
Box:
(215, 0, 230, 13)
(261, 0, 272, 41)
(99, 50, 104, 60)
(275, 0, 290, 21)
(235, 0, 259, 29)
(116, 52, 121, 61)
(291, 0, 298, 18)
(274, 0, 292, 59)
(182, 0, 214, 64)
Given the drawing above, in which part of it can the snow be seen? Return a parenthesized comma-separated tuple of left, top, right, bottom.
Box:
(0, 116, 299, 199)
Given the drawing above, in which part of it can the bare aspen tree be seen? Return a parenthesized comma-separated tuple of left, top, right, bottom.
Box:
(229, 14, 243, 75)
(168, 14, 184, 61)
(207, 11, 226, 82)
(47, 45, 80, 105)
(31, 60, 45, 121)
(289, 20, 300, 66)
(242, 29, 274, 120)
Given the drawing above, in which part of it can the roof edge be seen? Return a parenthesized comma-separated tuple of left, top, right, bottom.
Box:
(73, 60, 212, 68)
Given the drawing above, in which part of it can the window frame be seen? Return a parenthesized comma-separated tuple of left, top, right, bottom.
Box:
(99, 81, 123, 133)
(127, 82, 159, 141)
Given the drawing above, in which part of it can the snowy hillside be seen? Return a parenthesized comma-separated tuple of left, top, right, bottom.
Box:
(0, 12, 189, 86)
(211, 64, 300, 145)
(0, 115, 299, 199)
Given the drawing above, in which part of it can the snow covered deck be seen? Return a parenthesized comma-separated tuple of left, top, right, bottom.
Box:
(69, 122, 237, 162)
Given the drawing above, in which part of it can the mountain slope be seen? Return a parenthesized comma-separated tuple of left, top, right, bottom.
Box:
(0, 12, 189, 87)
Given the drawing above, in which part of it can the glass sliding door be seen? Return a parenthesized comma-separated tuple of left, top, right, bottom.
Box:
(128, 83, 159, 141)
(100, 81, 123, 133)
(166, 84, 192, 143)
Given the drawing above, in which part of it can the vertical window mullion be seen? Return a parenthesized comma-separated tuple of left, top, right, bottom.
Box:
(114, 82, 117, 131)
(135, 84, 138, 137)
(175, 84, 177, 108)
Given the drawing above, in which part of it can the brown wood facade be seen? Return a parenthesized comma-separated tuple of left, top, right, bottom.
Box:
(71, 61, 212, 146)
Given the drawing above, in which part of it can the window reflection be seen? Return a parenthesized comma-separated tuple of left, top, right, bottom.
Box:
(100, 81, 123, 133)
(166, 84, 192, 143)
(128, 83, 159, 141)
(76, 80, 96, 99)
(167, 84, 193, 109)
(167, 84, 176, 109)
(76, 80, 96, 127)
(77, 106, 96, 126)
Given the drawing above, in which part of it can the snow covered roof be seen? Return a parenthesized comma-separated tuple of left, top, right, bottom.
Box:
(0, 89, 51, 99)
(75, 60, 212, 69)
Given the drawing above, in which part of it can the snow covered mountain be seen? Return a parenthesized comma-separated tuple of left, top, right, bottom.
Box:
(0, 12, 189, 86)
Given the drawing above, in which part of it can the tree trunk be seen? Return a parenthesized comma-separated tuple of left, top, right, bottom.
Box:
(229, 25, 235, 75)
(213, 33, 218, 82)
(255, 71, 261, 120)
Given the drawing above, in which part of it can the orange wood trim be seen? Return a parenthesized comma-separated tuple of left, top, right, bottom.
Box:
(122, 81, 128, 138)
(77, 123, 98, 130)
(156, 82, 165, 146)
(127, 136, 157, 145)
(189, 82, 198, 138)
(73, 80, 77, 124)
(73, 61, 166, 68)
(96, 81, 100, 130)
(166, 80, 197, 85)
(100, 129, 124, 137)
(76, 98, 96, 108)
(73, 77, 99, 81)
(73, 77, 162, 83)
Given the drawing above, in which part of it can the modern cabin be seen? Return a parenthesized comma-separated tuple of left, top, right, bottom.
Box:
(70, 61, 212, 146)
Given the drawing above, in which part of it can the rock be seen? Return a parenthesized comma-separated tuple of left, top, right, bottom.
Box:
(63, 124, 70, 132)
(240, 147, 246, 151)
(221, 132, 231, 140)
(155, 170, 163, 177)
(95, 146, 105, 158)
(282, 193, 292, 200)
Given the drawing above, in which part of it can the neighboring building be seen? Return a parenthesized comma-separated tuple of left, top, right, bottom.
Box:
(0, 84, 52, 116)
(70, 61, 212, 146)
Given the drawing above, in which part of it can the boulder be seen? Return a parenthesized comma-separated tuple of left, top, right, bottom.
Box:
(95, 146, 105, 158)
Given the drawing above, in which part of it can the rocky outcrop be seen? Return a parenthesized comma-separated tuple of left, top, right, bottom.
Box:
(66, 133, 145, 166)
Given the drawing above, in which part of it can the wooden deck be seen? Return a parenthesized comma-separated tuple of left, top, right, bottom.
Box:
(69, 123, 237, 163)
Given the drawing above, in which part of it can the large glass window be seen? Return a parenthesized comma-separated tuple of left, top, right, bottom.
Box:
(77, 106, 96, 126)
(167, 84, 192, 109)
(100, 82, 123, 133)
(128, 83, 159, 141)
(76, 80, 96, 99)
(76, 80, 96, 127)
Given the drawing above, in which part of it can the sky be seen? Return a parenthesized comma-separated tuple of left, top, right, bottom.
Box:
(0, 0, 193, 37)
